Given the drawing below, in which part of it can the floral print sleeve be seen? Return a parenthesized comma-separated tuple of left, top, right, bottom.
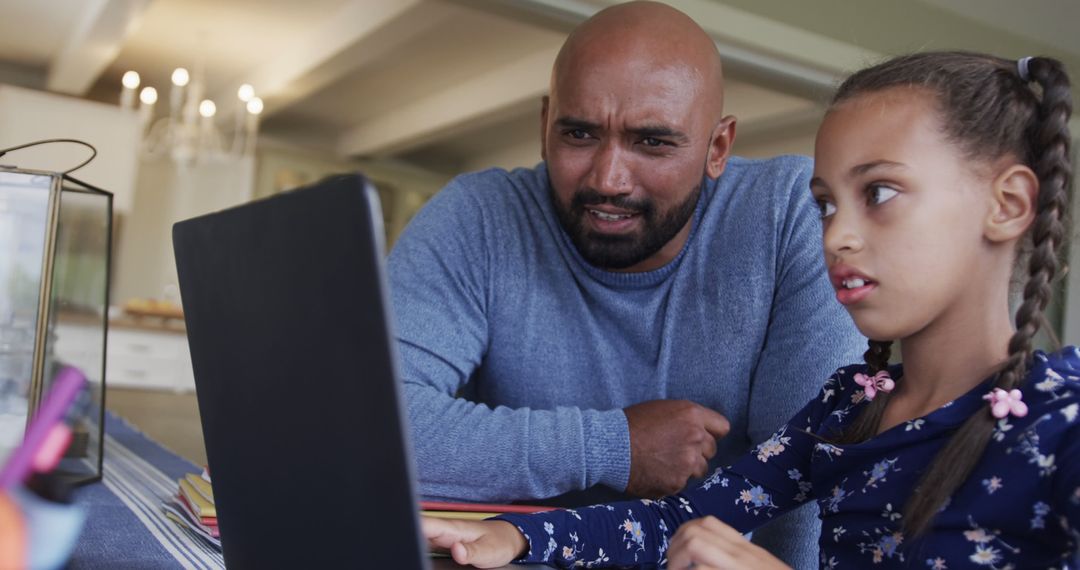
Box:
(1053, 423, 1080, 558)
(494, 372, 845, 568)
(496, 351, 1080, 568)
(1050, 357, 1080, 549)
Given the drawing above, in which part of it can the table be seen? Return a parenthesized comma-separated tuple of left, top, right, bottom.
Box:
(66, 413, 547, 569)
(68, 412, 220, 569)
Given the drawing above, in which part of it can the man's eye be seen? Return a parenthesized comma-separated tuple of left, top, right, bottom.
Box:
(868, 184, 899, 205)
(567, 129, 590, 140)
(816, 199, 836, 219)
(642, 137, 665, 147)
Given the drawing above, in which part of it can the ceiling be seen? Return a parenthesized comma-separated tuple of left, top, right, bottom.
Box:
(1, 0, 1077, 175)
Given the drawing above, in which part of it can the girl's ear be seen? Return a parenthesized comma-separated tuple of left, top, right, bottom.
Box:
(984, 164, 1038, 243)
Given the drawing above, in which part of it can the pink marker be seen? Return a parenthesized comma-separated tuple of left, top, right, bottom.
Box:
(0, 367, 86, 489)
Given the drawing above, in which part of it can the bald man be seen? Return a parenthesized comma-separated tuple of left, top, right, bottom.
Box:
(389, 2, 863, 566)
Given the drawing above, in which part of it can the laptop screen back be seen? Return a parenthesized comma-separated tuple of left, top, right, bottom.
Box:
(173, 174, 429, 569)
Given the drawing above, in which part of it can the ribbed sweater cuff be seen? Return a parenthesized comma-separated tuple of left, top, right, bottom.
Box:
(581, 409, 631, 491)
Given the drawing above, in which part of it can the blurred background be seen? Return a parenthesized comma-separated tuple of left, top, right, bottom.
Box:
(0, 0, 1077, 464)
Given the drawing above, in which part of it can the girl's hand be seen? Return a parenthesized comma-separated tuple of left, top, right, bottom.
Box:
(667, 516, 792, 570)
(421, 517, 527, 568)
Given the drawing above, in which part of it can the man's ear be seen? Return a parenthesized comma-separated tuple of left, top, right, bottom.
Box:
(705, 115, 736, 179)
(984, 164, 1038, 243)
(540, 96, 550, 162)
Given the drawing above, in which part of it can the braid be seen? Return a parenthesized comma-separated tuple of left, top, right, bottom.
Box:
(999, 56, 1073, 390)
(830, 52, 1073, 539)
(901, 56, 1073, 538)
(864, 339, 893, 374)
(832, 339, 894, 444)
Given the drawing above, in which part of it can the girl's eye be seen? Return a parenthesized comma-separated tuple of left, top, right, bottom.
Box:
(868, 184, 899, 206)
(816, 199, 836, 219)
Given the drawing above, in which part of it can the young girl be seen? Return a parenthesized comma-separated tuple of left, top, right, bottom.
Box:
(422, 51, 1076, 569)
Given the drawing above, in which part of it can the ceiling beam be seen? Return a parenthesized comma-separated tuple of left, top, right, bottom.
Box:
(338, 44, 559, 158)
(215, 0, 431, 117)
(46, 0, 152, 95)
(0, 61, 46, 91)
(338, 0, 884, 158)
(669, 0, 876, 97)
(453, 0, 882, 99)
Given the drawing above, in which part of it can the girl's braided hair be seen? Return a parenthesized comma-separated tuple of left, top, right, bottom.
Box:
(829, 51, 1072, 537)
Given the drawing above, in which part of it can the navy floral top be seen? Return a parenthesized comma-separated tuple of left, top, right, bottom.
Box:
(497, 348, 1080, 569)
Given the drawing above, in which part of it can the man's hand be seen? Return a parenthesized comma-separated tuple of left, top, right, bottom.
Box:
(667, 516, 791, 570)
(422, 517, 527, 568)
(624, 399, 730, 497)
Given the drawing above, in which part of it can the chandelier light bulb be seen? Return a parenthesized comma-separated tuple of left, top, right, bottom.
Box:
(133, 66, 260, 163)
(171, 67, 190, 87)
(139, 86, 158, 105)
(199, 99, 217, 118)
(122, 71, 140, 89)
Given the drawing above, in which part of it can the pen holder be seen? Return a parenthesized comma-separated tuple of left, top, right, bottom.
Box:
(0, 168, 111, 485)
(2, 486, 87, 570)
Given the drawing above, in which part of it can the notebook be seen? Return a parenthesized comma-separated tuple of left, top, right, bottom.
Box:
(173, 174, 430, 569)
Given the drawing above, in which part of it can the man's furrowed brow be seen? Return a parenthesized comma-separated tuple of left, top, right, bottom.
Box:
(552, 118, 689, 141)
(629, 124, 689, 142)
(554, 117, 600, 130)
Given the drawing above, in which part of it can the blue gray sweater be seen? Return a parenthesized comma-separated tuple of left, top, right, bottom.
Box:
(388, 156, 864, 567)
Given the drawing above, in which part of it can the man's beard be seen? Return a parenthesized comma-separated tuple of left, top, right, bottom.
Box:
(553, 182, 701, 270)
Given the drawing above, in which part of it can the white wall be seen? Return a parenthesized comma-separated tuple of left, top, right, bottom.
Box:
(0, 85, 139, 212)
(112, 157, 255, 303)
(113, 137, 458, 304)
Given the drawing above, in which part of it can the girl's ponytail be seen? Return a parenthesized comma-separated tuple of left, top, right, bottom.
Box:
(902, 56, 1072, 538)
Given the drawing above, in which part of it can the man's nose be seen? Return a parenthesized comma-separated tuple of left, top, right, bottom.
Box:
(823, 208, 864, 258)
(587, 141, 632, 196)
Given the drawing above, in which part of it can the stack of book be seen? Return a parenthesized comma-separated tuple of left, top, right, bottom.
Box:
(161, 469, 220, 549)
(158, 472, 557, 552)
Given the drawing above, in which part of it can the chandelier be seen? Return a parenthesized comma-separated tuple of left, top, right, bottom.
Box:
(119, 67, 263, 165)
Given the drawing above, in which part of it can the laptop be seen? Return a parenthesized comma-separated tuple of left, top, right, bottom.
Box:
(173, 174, 430, 569)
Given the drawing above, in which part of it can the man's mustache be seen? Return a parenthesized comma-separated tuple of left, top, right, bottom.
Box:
(571, 189, 653, 216)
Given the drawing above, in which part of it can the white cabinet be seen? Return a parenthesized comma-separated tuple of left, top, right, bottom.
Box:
(106, 326, 195, 392)
(53, 319, 194, 392)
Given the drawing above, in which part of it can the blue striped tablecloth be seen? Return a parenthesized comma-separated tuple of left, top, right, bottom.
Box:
(67, 412, 224, 569)
(63, 413, 544, 570)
